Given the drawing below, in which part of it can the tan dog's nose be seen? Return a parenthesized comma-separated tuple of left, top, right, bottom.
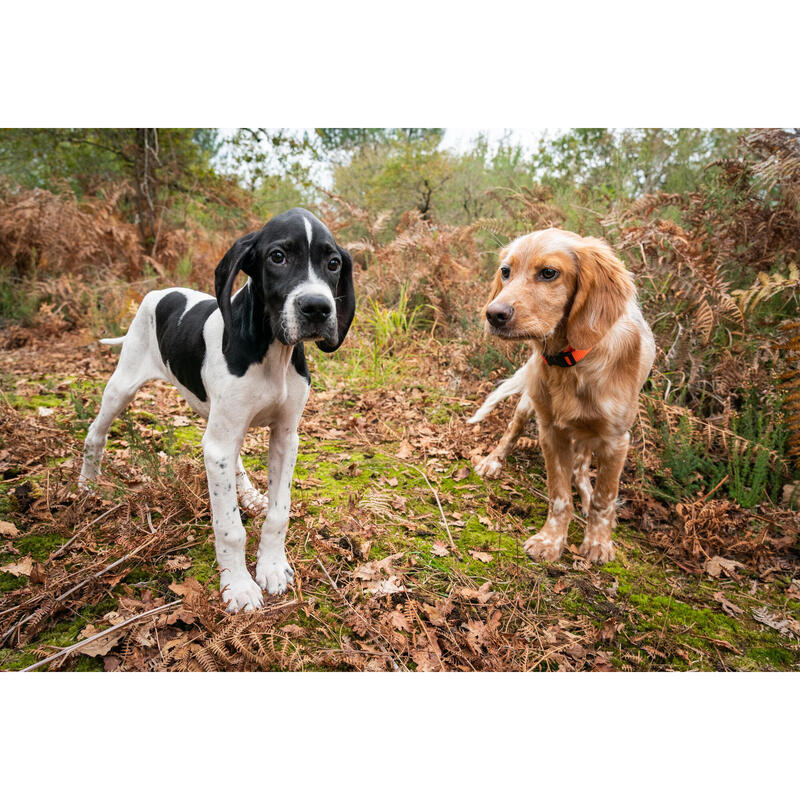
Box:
(486, 302, 514, 328)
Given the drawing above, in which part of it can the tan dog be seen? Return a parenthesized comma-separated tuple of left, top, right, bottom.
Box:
(471, 229, 655, 564)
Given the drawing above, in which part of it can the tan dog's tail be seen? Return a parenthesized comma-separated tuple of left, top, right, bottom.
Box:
(468, 357, 533, 424)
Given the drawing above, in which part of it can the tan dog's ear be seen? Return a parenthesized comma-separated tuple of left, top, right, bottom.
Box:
(567, 238, 634, 350)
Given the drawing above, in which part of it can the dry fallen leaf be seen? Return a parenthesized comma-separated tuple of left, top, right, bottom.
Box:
(30, 561, 46, 584)
(166, 607, 196, 625)
(423, 598, 454, 627)
(166, 555, 192, 570)
(431, 541, 449, 557)
(366, 576, 406, 597)
(396, 441, 413, 460)
(411, 648, 442, 671)
(172, 415, 192, 427)
(386, 610, 410, 631)
(469, 549, 493, 563)
(352, 553, 404, 581)
(704, 555, 745, 579)
(713, 590, 743, 617)
(0, 520, 20, 539)
(453, 466, 470, 481)
(454, 581, 494, 604)
(0, 555, 33, 577)
(169, 577, 205, 601)
(78, 612, 127, 657)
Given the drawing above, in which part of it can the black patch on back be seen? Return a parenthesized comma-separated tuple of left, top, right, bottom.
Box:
(291, 343, 310, 384)
(155, 292, 217, 401)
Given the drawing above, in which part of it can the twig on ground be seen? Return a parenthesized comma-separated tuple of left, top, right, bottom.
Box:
(21, 600, 183, 672)
(2, 533, 157, 645)
(403, 461, 462, 558)
(48, 502, 125, 561)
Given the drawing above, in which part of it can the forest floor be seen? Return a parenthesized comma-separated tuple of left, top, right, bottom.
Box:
(1, 325, 799, 671)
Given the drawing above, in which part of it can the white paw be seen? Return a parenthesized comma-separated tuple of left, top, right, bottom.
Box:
(78, 472, 97, 493)
(579, 537, 615, 564)
(256, 554, 295, 595)
(474, 455, 503, 479)
(523, 531, 566, 562)
(220, 572, 264, 613)
(238, 488, 269, 519)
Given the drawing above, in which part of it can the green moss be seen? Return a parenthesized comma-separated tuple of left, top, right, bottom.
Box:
(185, 539, 217, 584)
(15, 531, 69, 562)
(740, 646, 797, 670)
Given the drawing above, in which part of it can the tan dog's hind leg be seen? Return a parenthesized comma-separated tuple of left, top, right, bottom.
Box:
(579, 432, 629, 564)
(524, 424, 573, 562)
(474, 393, 535, 478)
(572, 441, 593, 516)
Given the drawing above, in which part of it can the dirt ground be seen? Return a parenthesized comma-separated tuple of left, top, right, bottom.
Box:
(1, 326, 799, 671)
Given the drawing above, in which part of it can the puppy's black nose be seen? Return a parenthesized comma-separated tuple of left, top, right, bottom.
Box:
(297, 294, 333, 323)
(486, 303, 514, 328)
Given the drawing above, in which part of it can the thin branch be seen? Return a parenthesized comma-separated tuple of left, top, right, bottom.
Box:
(21, 600, 183, 672)
(47, 502, 125, 562)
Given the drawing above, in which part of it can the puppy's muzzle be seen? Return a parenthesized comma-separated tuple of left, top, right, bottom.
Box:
(294, 293, 336, 344)
(486, 302, 514, 330)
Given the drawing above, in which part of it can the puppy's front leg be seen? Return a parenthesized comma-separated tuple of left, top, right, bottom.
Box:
(203, 417, 263, 612)
(579, 432, 629, 564)
(256, 422, 299, 595)
(524, 423, 573, 562)
(474, 393, 535, 479)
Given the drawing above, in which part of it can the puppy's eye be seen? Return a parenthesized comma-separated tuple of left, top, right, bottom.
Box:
(538, 267, 559, 281)
(500, 265, 511, 280)
(328, 257, 341, 271)
(270, 250, 286, 265)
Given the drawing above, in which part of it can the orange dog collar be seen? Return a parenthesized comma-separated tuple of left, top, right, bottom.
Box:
(542, 346, 592, 367)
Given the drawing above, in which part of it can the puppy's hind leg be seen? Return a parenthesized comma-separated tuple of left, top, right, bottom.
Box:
(236, 456, 269, 518)
(79, 331, 161, 488)
(579, 432, 629, 564)
(256, 422, 300, 595)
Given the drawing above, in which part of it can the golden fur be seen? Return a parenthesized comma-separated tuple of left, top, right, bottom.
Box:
(474, 228, 655, 563)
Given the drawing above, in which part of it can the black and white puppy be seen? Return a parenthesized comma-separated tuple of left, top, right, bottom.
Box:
(79, 208, 355, 612)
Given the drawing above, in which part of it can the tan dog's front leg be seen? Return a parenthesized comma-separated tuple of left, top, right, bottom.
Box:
(524, 424, 573, 562)
(579, 432, 629, 563)
(474, 394, 535, 478)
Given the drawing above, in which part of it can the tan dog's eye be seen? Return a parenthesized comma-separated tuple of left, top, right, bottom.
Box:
(538, 267, 559, 281)
(500, 265, 511, 280)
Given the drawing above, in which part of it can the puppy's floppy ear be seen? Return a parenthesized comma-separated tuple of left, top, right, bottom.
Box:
(214, 231, 258, 351)
(317, 245, 356, 353)
(566, 237, 634, 350)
